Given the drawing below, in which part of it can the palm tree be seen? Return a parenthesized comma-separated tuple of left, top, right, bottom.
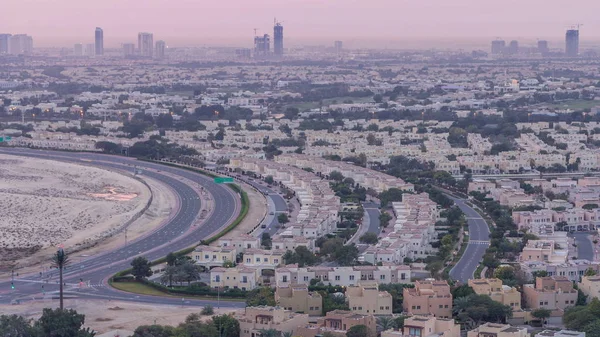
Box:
(282, 332, 293, 337)
(376, 316, 396, 332)
(259, 329, 282, 337)
(453, 295, 471, 316)
(51, 248, 70, 309)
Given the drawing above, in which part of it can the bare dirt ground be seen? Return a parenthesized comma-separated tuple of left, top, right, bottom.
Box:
(216, 182, 267, 241)
(0, 154, 176, 274)
(0, 300, 241, 334)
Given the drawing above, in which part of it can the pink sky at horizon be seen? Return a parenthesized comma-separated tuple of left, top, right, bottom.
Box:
(5, 0, 600, 48)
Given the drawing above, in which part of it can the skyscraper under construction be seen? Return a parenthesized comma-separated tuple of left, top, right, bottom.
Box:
(273, 19, 283, 57)
(565, 29, 580, 57)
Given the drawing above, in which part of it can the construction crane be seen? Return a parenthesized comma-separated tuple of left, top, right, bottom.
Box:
(567, 23, 583, 31)
(253, 28, 258, 37)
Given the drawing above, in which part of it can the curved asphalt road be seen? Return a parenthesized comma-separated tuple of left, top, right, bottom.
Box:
(449, 197, 491, 283)
(0, 148, 245, 308)
(572, 232, 595, 261)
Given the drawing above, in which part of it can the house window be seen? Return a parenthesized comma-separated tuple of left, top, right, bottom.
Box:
(256, 258, 260, 262)
(409, 328, 422, 337)
(380, 275, 385, 280)
(242, 276, 248, 283)
(246, 258, 251, 263)
(282, 276, 288, 282)
(304, 276, 309, 281)
(350, 275, 355, 280)
(335, 275, 340, 281)
(215, 276, 220, 282)
(205, 255, 209, 259)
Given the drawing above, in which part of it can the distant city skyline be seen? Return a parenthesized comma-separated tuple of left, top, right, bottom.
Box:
(4, 0, 600, 49)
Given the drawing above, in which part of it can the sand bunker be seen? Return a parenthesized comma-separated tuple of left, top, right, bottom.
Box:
(0, 154, 150, 264)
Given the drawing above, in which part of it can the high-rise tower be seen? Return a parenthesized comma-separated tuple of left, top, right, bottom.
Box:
(254, 34, 270, 58)
(565, 29, 579, 57)
(95, 27, 104, 56)
(273, 19, 283, 57)
(138, 32, 154, 58)
(491, 39, 506, 55)
(155, 40, 166, 59)
(537, 40, 549, 55)
(0, 34, 11, 54)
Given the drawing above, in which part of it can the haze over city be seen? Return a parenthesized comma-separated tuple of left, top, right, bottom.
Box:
(5, 0, 600, 48)
(6, 1, 600, 337)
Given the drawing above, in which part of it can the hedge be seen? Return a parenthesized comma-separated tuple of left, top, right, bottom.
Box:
(133, 279, 248, 298)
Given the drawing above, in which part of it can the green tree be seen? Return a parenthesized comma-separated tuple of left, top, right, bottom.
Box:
(133, 325, 176, 337)
(0, 314, 36, 337)
(393, 316, 407, 330)
(210, 315, 240, 337)
(379, 188, 405, 207)
(329, 171, 344, 182)
(359, 232, 379, 244)
(284, 107, 299, 120)
(259, 329, 282, 337)
(201, 305, 215, 315)
(261, 232, 272, 249)
(264, 175, 274, 185)
(322, 293, 350, 315)
(334, 244, 359, 266)
(34, 308, 95, 337)
(160, 265, 178, 287)
(564, 305, 597, 330)
(583, 320, 600, 337)
(131, 256, 153, 281)
(346, 324, 370, 337)
(215, 128, 225, 141)
(376, 316, 396, 331)
(156, 113, 173, 128)
(283, 246, 320, 267)
(585, 268, 598, 276)
(51, 248, 70, 310)
(452, 284, 475, 299)
(166, 252, 177, 266)
(277, 213, 289, 224)
(246, 287, 276, 306)
(373, 94, 383, 103)
(531, 308, 552, 327)
(379, 212, 392, 228)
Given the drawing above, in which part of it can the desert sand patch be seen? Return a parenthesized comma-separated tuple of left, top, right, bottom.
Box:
(0, 154, 151, 269)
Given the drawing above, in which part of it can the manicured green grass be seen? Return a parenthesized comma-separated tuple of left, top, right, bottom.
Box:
(111, 281, 245, 301)
(111, 281, 170, 296)
(547, 99, 599, 111)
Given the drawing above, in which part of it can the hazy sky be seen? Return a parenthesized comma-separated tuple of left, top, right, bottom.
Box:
(4, 0, 600, 48)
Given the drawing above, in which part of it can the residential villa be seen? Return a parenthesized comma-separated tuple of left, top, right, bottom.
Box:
(382, 316, 460, 337)
(402, 279, 453, 318)
(295, 310, 377, 337)
(274, 285, 323, 316)
(237, 306, 309, 337)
